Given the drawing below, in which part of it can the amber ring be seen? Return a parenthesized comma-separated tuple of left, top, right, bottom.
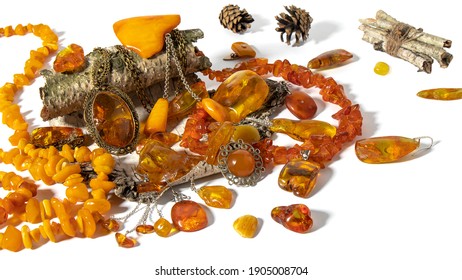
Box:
(217, 139, 265, 186)
(83, 85, 140, 155)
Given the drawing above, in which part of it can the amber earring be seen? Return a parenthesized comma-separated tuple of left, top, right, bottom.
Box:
(355, 136, 434, 164)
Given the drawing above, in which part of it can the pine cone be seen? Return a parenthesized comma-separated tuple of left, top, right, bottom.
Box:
(219, 4, 254, 34)
(275, 5, 313, 46)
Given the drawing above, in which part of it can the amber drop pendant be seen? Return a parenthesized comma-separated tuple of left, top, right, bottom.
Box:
(355, 136, 431, 163)
(271, 204, 313, 233)
(171, 200, 208, 232)
(278, 158, 321, 198)
(84, 85, 139, 155)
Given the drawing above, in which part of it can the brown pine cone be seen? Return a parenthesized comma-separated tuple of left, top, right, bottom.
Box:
(219, 4, 254, 33)
(275, 5, 313, 45)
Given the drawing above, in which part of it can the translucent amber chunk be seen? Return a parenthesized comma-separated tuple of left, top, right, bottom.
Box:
(197, 185, 233, 209)
(205, 121, 235, 165)
(168, 81, 209, 121)
(115, 232, 137, 248)
(144, 98, 168, 135)
(113, 15, 181, 58)
(136, 224, 155, 234)
(171, 200, 208, 232)
(201, 98, 230, 122)
(102, 218, 120, 232)
(308, 49, 353, 70)
(271, 204, 313, 233)
(285, 91, 317, 119)
(233, 215, 258, 238)
(417, 88, 462, 100)
(53, 44, 85, 73)
(31, 126, 84, 149)
(270, 118, 336, 141)
(278, 158, 320, 198)
(154, 217, 174, 237)
(355, 136, 419, 163)
(213, 70, 269, 122)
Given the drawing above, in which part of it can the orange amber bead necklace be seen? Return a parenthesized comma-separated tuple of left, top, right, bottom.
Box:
(0, 24, 118, 251)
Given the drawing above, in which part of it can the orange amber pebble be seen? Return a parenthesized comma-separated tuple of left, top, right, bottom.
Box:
(31, 126, 84, 149)
(115, 232, 137, 248)
(231, 42, 256, 58)
(355, 136, 419, 163)
(307, 49, 353, 70)
(113, 15, 181, 58)
(144, 97, 169, 136)
(2, 225, 23, 252)
(197, 185, 233, 209)
(171, 200, 208, 232)
(53, 44, 85, 73)
(227, 149, 256, 177)
(154, 217, 174, 237)
(278, 158, 320, 198)
(285, 91, 317, 119)
(270, 118, 336, 141)
(136, 224, 155, 234)
(271, 204, 313, 233)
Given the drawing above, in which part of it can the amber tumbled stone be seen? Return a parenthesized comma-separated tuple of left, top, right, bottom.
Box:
(285, 91, 317, 119)
(171, 200, 208, 232)
(227, 149, 255, 177)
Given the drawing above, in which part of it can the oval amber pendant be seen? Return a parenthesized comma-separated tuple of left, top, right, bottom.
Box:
(84, 86, 139, 155)
(271, 204, 313, 233)
(171, 200, 208, 232)
(355, 136, 420, 163)
(278, 158, 321, 198)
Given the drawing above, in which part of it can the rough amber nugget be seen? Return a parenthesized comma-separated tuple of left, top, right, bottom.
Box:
(31, 126, 84, 149)
(213, 70, 269, 122)
(278, 158, 320, 198)
(171, 200, 208, 232)
(113, 15, 181, 58)
(308, 49, 353, 70)
(53, 44, 85, 73)
(417, 88, 462, 100)
(271, 204, 313, 233)
(270, 118, 336, 141)
(285, 90, 317, 119)
(355, 136, 420, 163)
(233, 215, 258, 238)
(197, 185, 233, 209)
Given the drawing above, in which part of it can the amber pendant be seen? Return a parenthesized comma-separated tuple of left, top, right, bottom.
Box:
(171, 200, 208, 232)
(84, 85, 139, 155)
(278, 158, 321, 198)
(355, 136, 433, 163)
(271, 204, 313, 233)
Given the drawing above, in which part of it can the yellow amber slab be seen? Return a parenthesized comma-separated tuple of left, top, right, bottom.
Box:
(355, 136, 419, 163)
(113, 15, 181, 59)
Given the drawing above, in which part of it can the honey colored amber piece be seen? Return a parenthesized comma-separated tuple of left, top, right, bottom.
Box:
(171, 200, 208, 232)
(213, 70, 269, 122)
(270, 118, 336, 141)
(102, 218, 120, 232)
(227, 149, 255, 177)
(308, 49, 353, 70)
(355, 136, 419, 163)
(25, 197, 41, 223)
(205, 121, 235, 165)
(233, 215, 258, 238)
(113, 15, 181, 58)
(197, 185, 233, 209)
(144, 98, 168, 136)
(77, 208, 96, 238)
(154, 217, 174, 237)
(168, 81, 209, 121)
(83, 199, 111, 214)
(374, 62, 390, 75)
(225, 42, 257, 60)
(278, 158, 320, 198)
(31, 126, 84, 149)
(65, 183, 89, 203)
(285, 91, 317, 119)
(21, 225, 33, 249)
(53, 44, 85, 73)
(0, 206, 8, 224)
(115, 232, 137, 248)
(136, 224, 156, 234)
(2, 225, 23, 252)
(417, 88, 462, 100)
(271, 204, 313, 233)
(201, 98, 230, 122)
(232, 125, 260, 144)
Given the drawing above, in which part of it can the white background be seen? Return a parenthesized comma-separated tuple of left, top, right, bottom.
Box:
(1, 0, 461, 279)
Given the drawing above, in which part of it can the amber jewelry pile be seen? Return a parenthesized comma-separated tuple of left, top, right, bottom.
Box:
(0, 24, 119, 252)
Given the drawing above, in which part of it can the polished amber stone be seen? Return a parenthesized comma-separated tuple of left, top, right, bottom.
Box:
(102, 218, 120, 232)
(355, 136, 419, 163)
(93, 91, 136, 148)
(25, 197, 41, 223)
(115, 232, 137, 248)
(232, 125, 260, 144)
(227, 149, 255, 177)
(136, 224, 155, 234)
(201, 98, 230, 122)
(308, 49, 353, 70)
(417, 88, 462, 100)
(2, 225, 23, 252)
(270, 118, 336, 141)
(144, 97, 168, 135)
(278, 158, 320, 198)
(31, 126, 84, 149)
(53, 44, 85, 73)
(113, 15, 181, 58)
(231, 42, 256, 58)
(212, 70, 269, 122)
(285, 91, 317, 119)
(197, 185, 233, 209)
(233, 215, 258, 238)
(271, 204, 313, 233)
(171, 200, 208, 232)
(374, 62, 390, 75)
(154, 217, 174, 237)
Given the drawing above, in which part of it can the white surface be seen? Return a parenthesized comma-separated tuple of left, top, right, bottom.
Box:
(1, 1, 461, 279)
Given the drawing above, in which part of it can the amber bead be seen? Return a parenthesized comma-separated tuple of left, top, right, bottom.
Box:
(417, 88, 462, 100)
(102, 218, 120, 232)
(25, 197, 41, 223)
(144, 97, 168, 135)
(154, 217, 174, 237)
(308, 49, 353, 70)
(21, 225, 33, 249)
(83, 198, 111, 214)
(227, 149, 256, 177)
(374, 62, 390, 75)
(271, 204, 313, 233)
(77, 208, 96, 238)
(136, 224, 156, 234)
(31, 126, 84, 149)
(233, 215, 258, 238)
(278, 158, 321, 198)
(355, 136, 419, 163)
(285, 91, 317, 119)
(53, 44, 85, 73)
(0, 206, 8, 224)
(115, 232, 137, 248)
(270, 118, 336, 141)
(65, 183, 89, 203)
(113, 15, 181, 58)
(171, 200, 208, 232)
(2, 225, 23, 252)
(197, 185, 233, 209)
(232, 125, 260, 144)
